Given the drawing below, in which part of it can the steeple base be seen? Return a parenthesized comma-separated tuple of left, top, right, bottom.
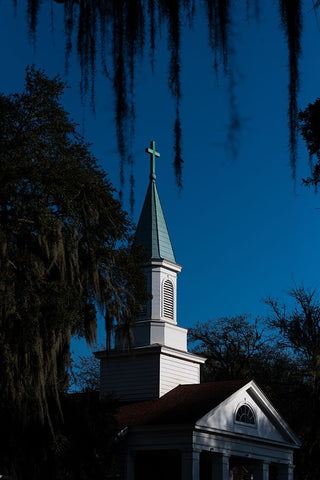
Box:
(132, 320, 188, 351)
(96, 345, 206, 403)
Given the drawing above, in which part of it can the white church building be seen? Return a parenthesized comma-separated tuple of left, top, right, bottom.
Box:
(95, 142, 300, 480)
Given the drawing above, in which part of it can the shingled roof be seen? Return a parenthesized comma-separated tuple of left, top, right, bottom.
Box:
(116, 380, 249, 428)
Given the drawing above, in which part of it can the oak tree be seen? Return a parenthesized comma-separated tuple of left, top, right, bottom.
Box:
(0, 66, 146, 478)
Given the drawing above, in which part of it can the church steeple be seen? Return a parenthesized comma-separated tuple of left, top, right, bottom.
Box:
(131, 140, 182, 334)
(135, 141, 176, 263)
(96, 140, 206, 402)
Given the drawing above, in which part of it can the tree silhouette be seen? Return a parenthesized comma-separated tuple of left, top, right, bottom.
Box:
(266, 286, 320, 480)
(0, 67, 147, 477)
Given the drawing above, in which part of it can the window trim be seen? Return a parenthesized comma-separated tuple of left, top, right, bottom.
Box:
(234, 402, 256, 428)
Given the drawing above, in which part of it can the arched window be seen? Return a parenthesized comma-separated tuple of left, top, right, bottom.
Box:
(163, 280, 174, 320)
(235, 404, 255, 425)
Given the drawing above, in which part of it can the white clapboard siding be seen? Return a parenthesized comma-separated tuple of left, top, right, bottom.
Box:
(159, 354, 200, 397)
(100, 354, 160, 402)
(98, 346, 204, 402)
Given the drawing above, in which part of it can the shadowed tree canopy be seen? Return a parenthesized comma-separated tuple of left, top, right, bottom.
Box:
(266, 286, 320, 393)
(189, 315, 268, 381)
(188, 314, 303, 416)
(188, 309, 319, 479)
(0, 66, 147, 445)
(12, 0, 308, 195)
(188, 314, 299, 394)
(299, 98, 320, 185)
(72, 353, 101, 392)
(266, 286, 320, 480)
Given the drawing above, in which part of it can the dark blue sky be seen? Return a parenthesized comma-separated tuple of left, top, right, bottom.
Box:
(1, 2, 320, 353)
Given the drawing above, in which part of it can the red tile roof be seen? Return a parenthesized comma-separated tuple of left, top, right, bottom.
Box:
(116, 379, 249, 428)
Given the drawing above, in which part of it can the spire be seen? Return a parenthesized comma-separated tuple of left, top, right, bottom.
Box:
(135, 141, 176, 263)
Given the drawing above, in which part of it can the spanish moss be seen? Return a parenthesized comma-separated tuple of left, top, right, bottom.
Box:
(0, 67, 148, 439)
(246, 0, 260, 21)
(11, 0, 306, 193)
(205, 0, 232, 71)
(279, 0, 302, 179)
(27, 0, 41, 46)
(227, 64, 242, 158)
(174, 108, 183, 189)
(148, 0, 156, 72)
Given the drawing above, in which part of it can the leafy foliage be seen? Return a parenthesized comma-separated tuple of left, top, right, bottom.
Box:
(189, 315, 267, 381)
(266, 287, 320, 394)
(266, 287, 320, 480)
(53, 393, 120, 480)
(10, 0, 306, 192)
(0, 392, 120, 480)
(188, 315, 300, 406)
(299, 98, 320, 185)
(0, 66, 146, 477)
(72, 353, 100, 392)
(188, 308, 318, 479)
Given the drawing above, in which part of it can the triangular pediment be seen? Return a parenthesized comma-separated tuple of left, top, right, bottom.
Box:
(197, 380, 300, 448)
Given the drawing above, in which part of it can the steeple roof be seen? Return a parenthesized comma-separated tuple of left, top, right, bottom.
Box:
(135, 140, 176, 263)
(135, 179, 176, 263)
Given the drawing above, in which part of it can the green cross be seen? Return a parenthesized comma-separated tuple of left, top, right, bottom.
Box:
(146, 140, 160, 180)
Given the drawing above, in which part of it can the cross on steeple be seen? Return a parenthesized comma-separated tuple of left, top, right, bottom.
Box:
(146, 140, 160, 181)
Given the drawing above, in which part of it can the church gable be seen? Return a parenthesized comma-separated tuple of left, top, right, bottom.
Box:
(197, 380, 300, 447)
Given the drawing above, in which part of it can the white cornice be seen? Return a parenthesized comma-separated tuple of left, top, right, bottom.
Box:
(143, 258, 183, 273)
(95, 343, 206, 364)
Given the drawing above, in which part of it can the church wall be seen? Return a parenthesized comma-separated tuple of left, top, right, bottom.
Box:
(159, 354, 200, 397)
(100, 353, 160, 402)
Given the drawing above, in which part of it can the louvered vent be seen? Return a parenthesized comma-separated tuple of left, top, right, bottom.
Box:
(163, 280, 174, 319)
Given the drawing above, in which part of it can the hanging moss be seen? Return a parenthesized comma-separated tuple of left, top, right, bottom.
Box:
(27, 0, 41, 45)
(0, 67, 148, 441)
(148, 0, 156, 71)
(205, 0, 231, 71)
(161, 0, 184, 187)
(18, 1, 305, 188)
(173, 110, 183, 188)
(279, 0, 302, 179)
